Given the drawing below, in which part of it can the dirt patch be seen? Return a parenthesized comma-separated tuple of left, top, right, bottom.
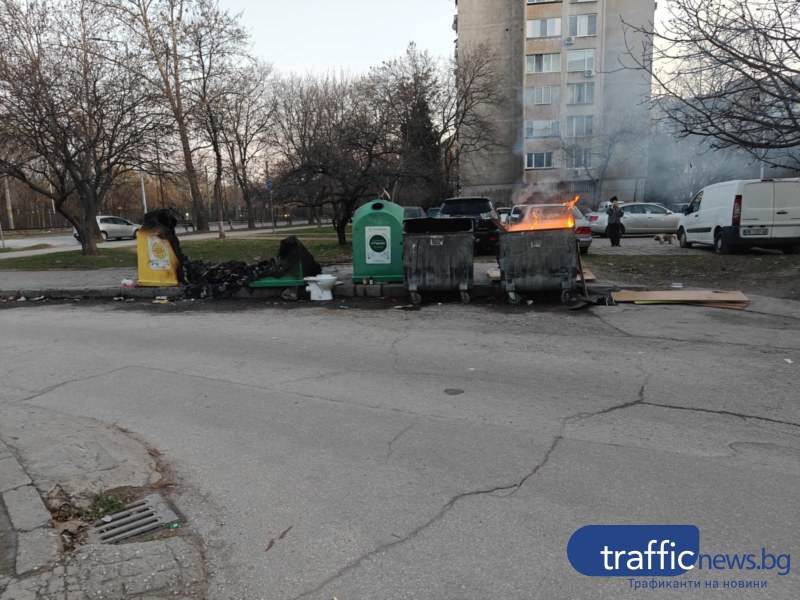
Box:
(584, 253, 800, 301)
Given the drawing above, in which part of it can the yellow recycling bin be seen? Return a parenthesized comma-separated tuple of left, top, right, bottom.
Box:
(137, 230, 180, 287)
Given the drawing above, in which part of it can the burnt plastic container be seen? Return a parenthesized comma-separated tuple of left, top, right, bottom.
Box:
(498, 227, 577, 303)
(403, 217, 474, 304)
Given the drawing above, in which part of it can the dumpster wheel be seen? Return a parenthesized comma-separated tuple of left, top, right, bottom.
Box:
(460, 291, 471, 304)
(410, 292, 422, 305)
(561, 289, 574, 304)
(507, 292, 521, 305)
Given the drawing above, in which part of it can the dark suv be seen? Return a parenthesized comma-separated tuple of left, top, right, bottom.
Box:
(438, 197, 499, 254)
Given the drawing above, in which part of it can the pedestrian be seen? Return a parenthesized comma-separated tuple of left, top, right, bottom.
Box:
(606, 197, 623, 246)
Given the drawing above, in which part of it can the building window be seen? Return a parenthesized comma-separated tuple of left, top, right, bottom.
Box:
(525, 119, 560, 138)
(568, 14, 597, 37)
(527, 53, 561, 74)
(525, 85, 557, 105)
(527, 18, 562, 38)
(526, 152, 555, 169)
(567, 49, 595, 72)
(566, 147, 593, 169)
(566, 115, 594, 137)
(566, 82, 594, 104)
(527, 0, 562, 4)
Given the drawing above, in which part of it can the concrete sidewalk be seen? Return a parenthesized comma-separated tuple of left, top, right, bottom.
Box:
(0, 404, 205, 599)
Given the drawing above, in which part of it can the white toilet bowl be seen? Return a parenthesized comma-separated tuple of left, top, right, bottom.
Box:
(304, 274, 338, 301)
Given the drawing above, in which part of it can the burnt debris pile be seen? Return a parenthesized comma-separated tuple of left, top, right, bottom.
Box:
(182, 235, 321, 300)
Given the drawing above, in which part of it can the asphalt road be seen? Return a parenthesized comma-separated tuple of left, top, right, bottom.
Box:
(1, 299, 798, 599)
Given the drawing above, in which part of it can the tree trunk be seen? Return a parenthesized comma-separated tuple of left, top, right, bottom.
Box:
(177, 125, 208, 231)
(213, 145, 226, 239)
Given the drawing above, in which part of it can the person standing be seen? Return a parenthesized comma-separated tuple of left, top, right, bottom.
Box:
(606, 197, 624, 246)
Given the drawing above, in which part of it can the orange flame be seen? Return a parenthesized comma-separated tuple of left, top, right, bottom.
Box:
(497, 197, 578, 232)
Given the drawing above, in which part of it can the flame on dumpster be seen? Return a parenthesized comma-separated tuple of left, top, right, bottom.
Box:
(498, 196, 580, 232)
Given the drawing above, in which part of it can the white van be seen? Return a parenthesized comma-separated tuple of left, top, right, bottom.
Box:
(678, 179, 800, 254)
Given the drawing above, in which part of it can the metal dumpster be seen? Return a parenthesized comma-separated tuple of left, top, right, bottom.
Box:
(403, 217, 474, 304)
(498, 227, 577, 304)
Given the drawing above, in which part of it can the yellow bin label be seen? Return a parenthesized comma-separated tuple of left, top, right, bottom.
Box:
(137, 232, 179, 286)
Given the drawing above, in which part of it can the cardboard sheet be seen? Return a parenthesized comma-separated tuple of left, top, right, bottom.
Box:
(612, 289, 749, 310)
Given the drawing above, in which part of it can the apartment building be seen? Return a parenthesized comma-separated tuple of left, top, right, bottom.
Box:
(455, 0, 655, 208)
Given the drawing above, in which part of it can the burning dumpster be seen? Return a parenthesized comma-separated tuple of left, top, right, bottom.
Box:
(497, 204, 578, 304)
(403, 217, 474, 304)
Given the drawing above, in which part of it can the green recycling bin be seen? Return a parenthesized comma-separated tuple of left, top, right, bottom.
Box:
(352, 199, 404, 283)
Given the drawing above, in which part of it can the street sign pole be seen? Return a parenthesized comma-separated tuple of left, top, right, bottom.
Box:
(265, 179, 274, 232)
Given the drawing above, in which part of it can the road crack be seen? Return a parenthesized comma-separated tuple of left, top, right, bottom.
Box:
(290, 434, 563, 600)
(12, 366, 138, 403)
(641, 401, 800, 430)
(561, 377, 799, 431)
(386, 424, 415, 459)
(566, 380, 648, 425)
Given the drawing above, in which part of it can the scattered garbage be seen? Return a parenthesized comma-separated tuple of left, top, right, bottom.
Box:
(152, 296, 171, 305)
(121, 278, 135, 288)
(280, 287, 298, 301)
(785, 358, 794, 364)
(181, 236, 321, 300)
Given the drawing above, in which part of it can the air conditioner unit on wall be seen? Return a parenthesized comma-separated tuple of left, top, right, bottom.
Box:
(564, 36, 574, 45)
(584, 69, 595, 77)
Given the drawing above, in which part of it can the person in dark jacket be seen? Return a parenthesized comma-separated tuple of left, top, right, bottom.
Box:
(606, 197, 624, 246)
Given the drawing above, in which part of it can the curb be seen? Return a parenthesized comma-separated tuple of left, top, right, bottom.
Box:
(0, 405, 207, 599)
(0, 441, 60, 577)
(1, 281, 623, 304)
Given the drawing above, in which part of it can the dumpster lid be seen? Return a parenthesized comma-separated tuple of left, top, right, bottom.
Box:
(403, 217, 473, 234)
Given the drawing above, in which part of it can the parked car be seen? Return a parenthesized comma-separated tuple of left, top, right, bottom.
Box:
(585, 202, 681, 236)
(403, 206, 426, 219)
(73, 216, 140, 241)
(425, 207, 441, 217)
(438, 197, 499, 254)
(572, 206, 593, 255)
(508, 204, 592, 254)
(678, 178, 800, 254)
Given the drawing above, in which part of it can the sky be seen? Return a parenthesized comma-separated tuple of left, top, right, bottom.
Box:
(217, 1, 668, 74)
(218, 0, 458, 74)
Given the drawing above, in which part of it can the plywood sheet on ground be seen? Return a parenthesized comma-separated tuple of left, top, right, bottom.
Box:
(612, 289, 749, 309)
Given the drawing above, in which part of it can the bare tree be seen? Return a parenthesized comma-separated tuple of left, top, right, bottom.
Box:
(271, 74, 396, 245)
(444, 42, 508, 195)
(366, 42, 507, 205)
(186, 0, 248, 237)
(221, 61, 275, 229)
(624, 0, 800, 170)
(365, 44, 443, 204)
(102, 0, 248, 231)
(0, 0, 164, 254)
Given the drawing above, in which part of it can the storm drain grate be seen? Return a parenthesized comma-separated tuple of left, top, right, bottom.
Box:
(87, 492, 183, 544)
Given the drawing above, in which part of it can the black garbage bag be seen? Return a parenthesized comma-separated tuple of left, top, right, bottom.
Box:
(277, 236, 321, 278)
(181, 235, 321, 299)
